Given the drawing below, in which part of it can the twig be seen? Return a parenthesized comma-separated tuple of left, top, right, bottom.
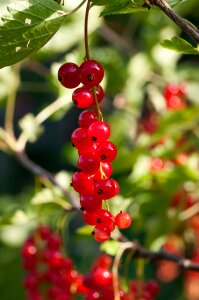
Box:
(84, 0, 91, 59)
(4, 64, 20, 137)
(15, 150, 80, 210)
(147, 0, 199, 44)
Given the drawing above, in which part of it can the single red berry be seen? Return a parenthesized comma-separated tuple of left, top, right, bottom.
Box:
(38, 225, 51, 240)
(22, 238, 37, 259)
(80, 194, 102, 212)
(78, 152, 100, 175)
(95, 179, 120, 200)
(79, 59, 104, 87)
(91, 85, 104, 104)
(95, 209, 115, 231)
(93, 226, 111, 243)
(83, 210, 99, 225)
(72, 171, 94, 195)
(47, 234, 61, 250)
(78, 110, 98, 129)
(144, 280, 160, 297)
(164, 84, 180, 99)
(23, 273, 39, 289)
(71, 128, 88, 148)
(96, 141, 117, 162)
(88, 121, 110, 142)
(72, 86, 94, 109)
(115, 212, 132, 229)
(93, 162, 113, 181)
(92, 267, 113, 286)
(95, 255, 113, 269)
(58, 62, 80, 89)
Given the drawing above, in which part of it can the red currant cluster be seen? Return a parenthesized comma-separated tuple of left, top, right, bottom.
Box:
(58, 59, 132, 242)
(21, 226, 86, 300)
(22, 227, 160, 300)
(164, 83, 187, 110)
(58, 60, 104, 108)
(84, 256, 160, 300)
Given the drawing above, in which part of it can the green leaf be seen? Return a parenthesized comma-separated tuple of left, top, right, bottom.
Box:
(0, 0, 67, 68)
(100, 240, 121, 256)
(19, 113, 44, 142)
(76, 225, 93, 235)
(167, 0, 186, 7)
(161, 37, 199, 55)
(92, 0, 146, 16)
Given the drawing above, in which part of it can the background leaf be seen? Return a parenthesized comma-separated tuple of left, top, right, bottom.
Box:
(161, 37, 199, 54)
(0, 0, 67, 68)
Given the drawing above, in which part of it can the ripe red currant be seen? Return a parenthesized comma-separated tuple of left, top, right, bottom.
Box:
(96, 141, 117, 162)
(72, 86, 94, 109)
(88, 121, 110, 142)
(72, 171, 94, 195)
(79, 59, 104, 87)
(93, 226, 111, 243)
(58, 62, 80, 89)
(80, 195, 102, 212)
(115, 212, 132, 229)
(95, 179, 120, 200)
(78, 152, 100, 175)
(78, 110, 98, 129)
(92, 267, 113, 286)
(91, 85, 104, 104)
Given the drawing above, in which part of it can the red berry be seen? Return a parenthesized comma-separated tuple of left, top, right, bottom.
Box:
(71, 128, 88, 148)
(95, 255, 112, 268)
(96, 141, 117, 162)
(88, 121, 110, 142)
(93, 226, 111, 243)
(80, 195, 102, 212)
(83, 210, 99, 225)
(85, 291, 101, 300)
(78, 152, 100, 175)
(23, 273, 38, 289)
(95, 179, 120, 200)
(72, 86, 94, 108)
(95, 209, 115, 231)
(58, 62, 80, 89)
(92, 267, 112, 286)
(79, 59, 104, 87)
(91, 85, 104, 104)
(47, 234, 61, 250)
(72, 171, 94, 195)
(144, 280, 160, 297)
(78, 110, 98, 129)
(115, 212, 132, 229)
(38, 226, 51, 240)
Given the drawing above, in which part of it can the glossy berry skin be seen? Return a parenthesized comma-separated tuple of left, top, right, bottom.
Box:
(93, 226, 111, 243)
(78, 110, 98, 129)
(71, 128, 97, 154)
(79, 59, 104, 87)
(83, 210, 99, 225)
(96, 209, 115, 231)
(88, 121, 110, 142)
(92, 267, 113, 286)
(96, 141, 117, 162)
(78, 152, 100, 175)
(80, 195, 102, 212)
(58, 63, 80, 89)
(115, 212, 132, 229)
(95, 179, 120, 200)
(72, 171, 94, 195)
(91, 85, 104, 104)
(72, 86, 94, 109)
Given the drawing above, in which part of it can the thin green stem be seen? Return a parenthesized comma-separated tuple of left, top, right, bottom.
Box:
(67, 0, 87, 17)
(92, 87, 103, 121)
(4, 64, 20, 137)
(84, 0, 91, 60)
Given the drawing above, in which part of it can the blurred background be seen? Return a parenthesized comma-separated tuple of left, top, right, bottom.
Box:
(0, 0, 199, 299)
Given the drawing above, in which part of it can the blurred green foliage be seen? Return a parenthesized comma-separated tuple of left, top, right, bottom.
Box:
(0, 0, 199, 299)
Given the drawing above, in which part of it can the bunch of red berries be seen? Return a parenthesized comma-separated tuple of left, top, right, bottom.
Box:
(164, 83, 187, 110)
(21, 226, 87, 300)
(58, 59, 132, 242)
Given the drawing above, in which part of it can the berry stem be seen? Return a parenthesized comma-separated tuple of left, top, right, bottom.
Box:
(92, 87, 103, 121)
(84, 0, 91, 60)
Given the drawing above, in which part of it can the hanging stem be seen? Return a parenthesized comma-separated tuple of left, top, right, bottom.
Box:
(84, 0, 91, 60)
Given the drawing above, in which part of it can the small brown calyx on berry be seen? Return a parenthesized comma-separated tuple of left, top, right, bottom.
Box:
(80, 207, 85, 211)
(98, 189, 103, 195)
(96, 218, 101, 223)
(73, 99, 78, 106)
(91, 136, 97, 141)
(58, 75, 62, 82)
(101, 155, 106, 160)
(87, 74, 95, 81)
